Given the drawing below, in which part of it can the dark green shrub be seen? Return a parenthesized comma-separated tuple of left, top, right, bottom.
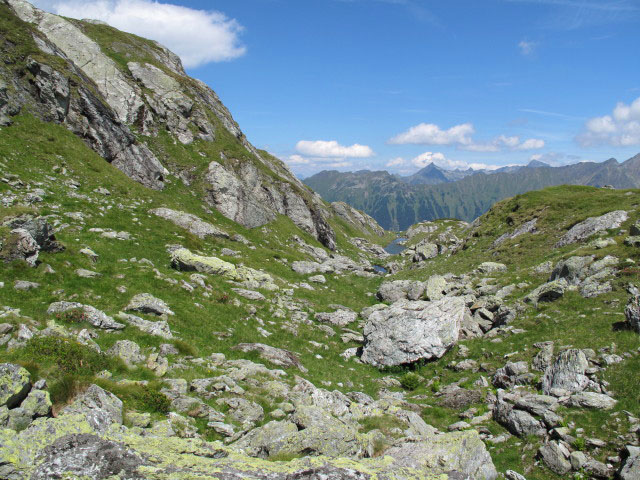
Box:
(22, 336, 109, 374)
(400, 372, 421, 390)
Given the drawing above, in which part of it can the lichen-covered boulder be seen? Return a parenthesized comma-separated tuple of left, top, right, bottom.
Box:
(619, 446, 640, 480)
(21, 389, 52, 418)
(625, 295, 640, 333)
(385, 430, 498, 480)
(30, 433, 147, 480)
(361, 297, 466, 367)
(232, 343, 307, 372)
(106, 340, 145, 367)
(60, 385, 123, 433)
(171, 248, 277, 290)
(0, 363, 31, 408)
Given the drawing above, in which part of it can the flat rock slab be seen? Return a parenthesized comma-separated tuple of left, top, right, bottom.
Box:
(556, 210, 628, 247)
(361, 297, 466, 367)
(232, 343, 307, 372)
(150, 208, 228, 239)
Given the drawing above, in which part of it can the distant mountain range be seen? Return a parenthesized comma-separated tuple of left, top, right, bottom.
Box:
(304, 154, 640, 230)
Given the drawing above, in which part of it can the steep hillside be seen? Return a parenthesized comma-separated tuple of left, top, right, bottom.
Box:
(0, 0, 360, 250)
(305, 155, 640, 230)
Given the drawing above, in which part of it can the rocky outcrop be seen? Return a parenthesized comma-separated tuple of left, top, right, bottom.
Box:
(331, 201, 385, 237)
(204, 161, 336, 250)
(3, 1, 339, 247)
(555, 210, 628, 247)
(361, 297, 466, 367)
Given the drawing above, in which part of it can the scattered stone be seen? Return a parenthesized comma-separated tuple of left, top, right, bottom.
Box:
(232, 343, 307, 372)
(232, 289, 266, 301)
(538, 441, 571, 474)
(150, 208, 229, 239)
(47, 302, 125, 330)
(13, 280, 40, 291)
(125, 293, 174, 316)
(314, 310, 357, 327)
(478, 262, 507, 273)
(75, 268, 101, 278)
(115, 313, 172, 339)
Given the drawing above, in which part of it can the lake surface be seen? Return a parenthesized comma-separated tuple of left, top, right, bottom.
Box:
(373, 265, 388, 274)
(384, 237, 408, 255)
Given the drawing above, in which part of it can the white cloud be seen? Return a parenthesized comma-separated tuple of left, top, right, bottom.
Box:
(577, 96, 640, 146)
(410, 152, 508, 171)
(411, 152, 448, 168)
(386, 157, 405, 167)
(517, 138, 546, 150)
(460, 134, 545, 152)
(286, 155, 310, 165)
(32, 0, 246, 68)
(295, 140, 374, 158)
(389, 122, 544, 151)
(388, 122, 475, 146)
(518, 40, 537, 56)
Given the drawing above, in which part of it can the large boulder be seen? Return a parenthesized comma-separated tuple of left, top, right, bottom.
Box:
(542, 349, 589, 396)
(361, 297, 466, 367)
(377, 280, 424, 303)
(619, 446, 640, 480)
(149, 208, 228, 239)
(3, 216, 64, 253)
(60, 384, 123, 433)
(549, 256, 594, 285)
(106, 340, 145, 367)
(0, 363, 31, 408)
(555, 210, 628, 247)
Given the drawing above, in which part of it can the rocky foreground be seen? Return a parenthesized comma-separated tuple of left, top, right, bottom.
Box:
(0, 1, 639, 479)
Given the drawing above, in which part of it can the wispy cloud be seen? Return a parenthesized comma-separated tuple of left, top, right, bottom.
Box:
(335, 0, 441, 26)
(519, 108, 586, 120)
(518, 40, 537, 55)
(506, 0, 640, 29)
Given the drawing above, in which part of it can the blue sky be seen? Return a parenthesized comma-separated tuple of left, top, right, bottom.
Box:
(33, 0, 640, 177)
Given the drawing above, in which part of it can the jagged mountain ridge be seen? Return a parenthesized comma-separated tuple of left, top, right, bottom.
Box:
(305, 155, 640, 230)
(0, 0, 387, 249)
